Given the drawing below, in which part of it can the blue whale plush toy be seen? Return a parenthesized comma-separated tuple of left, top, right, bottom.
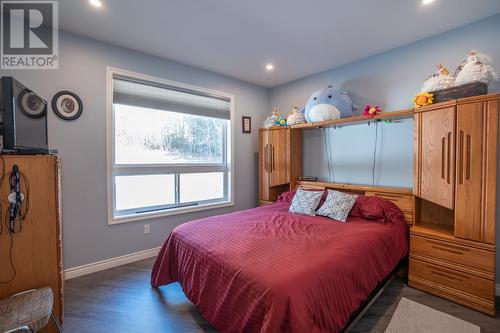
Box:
(304, 85, 358, 122)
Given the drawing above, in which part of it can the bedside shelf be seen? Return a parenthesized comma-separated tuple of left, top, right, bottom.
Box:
(411, 224, 454, 238)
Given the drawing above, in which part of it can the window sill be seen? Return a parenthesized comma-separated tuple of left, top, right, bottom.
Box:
(108, 200, 234, 225)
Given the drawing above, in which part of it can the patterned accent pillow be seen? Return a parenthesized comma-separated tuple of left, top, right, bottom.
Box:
(316, 190, 358, 222)
(288, 188, 323, 216)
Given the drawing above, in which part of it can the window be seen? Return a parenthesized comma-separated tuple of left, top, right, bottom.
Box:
(107, 68, 233, 223)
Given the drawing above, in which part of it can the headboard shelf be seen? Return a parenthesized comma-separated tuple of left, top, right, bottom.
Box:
(295, 181, 413, 195)
(296, 181, 415, 225)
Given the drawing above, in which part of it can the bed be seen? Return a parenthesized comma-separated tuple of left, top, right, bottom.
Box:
(151, 187, 409, 333)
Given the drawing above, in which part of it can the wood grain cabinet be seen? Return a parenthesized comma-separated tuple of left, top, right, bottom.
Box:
(0, 155, 63, 332)
(259, 127, 302, 203)
(454, 99, 498, 244)
(410, 94, 499, 316)
(414, 106, 455, 209)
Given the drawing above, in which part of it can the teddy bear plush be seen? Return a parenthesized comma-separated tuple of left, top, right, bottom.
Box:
(304, 85, 357, 122)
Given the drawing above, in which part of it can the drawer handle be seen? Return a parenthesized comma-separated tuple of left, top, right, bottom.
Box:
(431, 270, 463, 282)
(425, 239, 469, 252)
(431, 245, 464, 256)
(428, 265, 470, 280)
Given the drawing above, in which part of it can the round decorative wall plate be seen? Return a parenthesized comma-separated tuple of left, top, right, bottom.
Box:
(52, 91, 83, 120)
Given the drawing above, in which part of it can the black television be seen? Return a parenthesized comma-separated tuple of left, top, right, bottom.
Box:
(0, 77, 48, 153)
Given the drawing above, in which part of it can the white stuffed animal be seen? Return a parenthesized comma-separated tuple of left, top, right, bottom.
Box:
(421, 64, 455, 92)
(286, 105, 306, 125)
(455, 50, 498, 86)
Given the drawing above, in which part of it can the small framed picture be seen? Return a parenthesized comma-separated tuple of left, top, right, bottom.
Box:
(242, 116, 251, 133)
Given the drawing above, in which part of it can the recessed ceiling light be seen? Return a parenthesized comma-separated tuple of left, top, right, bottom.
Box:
(265, 64, 274, 71)
(89, 0, 103, 8)
(422, 0, 435, 5)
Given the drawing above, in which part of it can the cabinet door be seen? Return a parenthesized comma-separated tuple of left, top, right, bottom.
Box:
(269, 129, 290, 186)
(454, 103, 483, 242)
(454, 100, 498, 245)
(259, 130, 270, 200)
(418, 107, 455, 209)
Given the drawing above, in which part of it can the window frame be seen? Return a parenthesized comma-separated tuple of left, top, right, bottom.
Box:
(106, 67, 235, 225)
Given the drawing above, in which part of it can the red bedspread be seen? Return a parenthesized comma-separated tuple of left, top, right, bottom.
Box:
(151, 200, 408, 333)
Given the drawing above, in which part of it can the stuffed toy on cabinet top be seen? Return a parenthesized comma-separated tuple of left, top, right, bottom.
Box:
(454, 50, 498, 86)
(287, 105, 306, 125)
(304, 85, 357, 122)
(421, 64, 455, 92)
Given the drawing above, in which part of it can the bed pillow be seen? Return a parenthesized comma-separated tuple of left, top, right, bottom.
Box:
(316, 190, 358, 222)
(288, 188, 324, 216)
(277, 190, 297, 204)
(349, 195, 389, 223)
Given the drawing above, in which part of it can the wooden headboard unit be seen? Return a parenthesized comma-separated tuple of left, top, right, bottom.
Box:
(295, 181, 415, 225)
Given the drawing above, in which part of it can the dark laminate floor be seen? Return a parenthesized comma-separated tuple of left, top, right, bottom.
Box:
(64, 258, 500, 333)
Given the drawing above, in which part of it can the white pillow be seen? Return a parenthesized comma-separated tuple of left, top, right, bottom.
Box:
(288, 189, 323, 216)
(316, 190, 358, 222)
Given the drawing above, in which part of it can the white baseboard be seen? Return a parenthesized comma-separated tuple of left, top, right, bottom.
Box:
(64, 247, 161, 280)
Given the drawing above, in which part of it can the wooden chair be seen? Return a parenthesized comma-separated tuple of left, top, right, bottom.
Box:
(0, 287, 61, 333)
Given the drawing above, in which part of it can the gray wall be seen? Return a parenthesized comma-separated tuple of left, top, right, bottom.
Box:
(0, 32, 269, 269)
(270, 14, 500, 282)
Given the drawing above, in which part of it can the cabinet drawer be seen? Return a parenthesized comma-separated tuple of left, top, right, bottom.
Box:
(365, 191, 414, 224)
(410, 235, 494, 273)
(409, 258, 494, 301)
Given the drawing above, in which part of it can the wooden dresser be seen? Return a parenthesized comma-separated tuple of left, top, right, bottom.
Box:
(0, 155, 63, 332)
(258, 127, 302, 206)
(410, 93, 498, 316)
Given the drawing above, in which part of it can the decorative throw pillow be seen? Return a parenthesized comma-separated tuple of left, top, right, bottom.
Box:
(349, 195, 387, 223)
(288, 188, 323, 216)
(278, 189, 327, 205)
(316, 190, 358, 222)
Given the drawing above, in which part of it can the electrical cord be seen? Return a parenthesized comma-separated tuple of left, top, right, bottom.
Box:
(0, 163, 31, 284)
(371, 120, 379, 186)
(0, 208, 17, 284)
(323, 127, 336, 182)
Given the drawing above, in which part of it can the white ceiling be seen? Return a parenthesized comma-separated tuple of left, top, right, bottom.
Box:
(59, 0, 500, 88)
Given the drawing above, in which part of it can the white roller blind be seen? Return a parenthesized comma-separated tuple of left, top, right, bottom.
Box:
(113, 75, 231, 119)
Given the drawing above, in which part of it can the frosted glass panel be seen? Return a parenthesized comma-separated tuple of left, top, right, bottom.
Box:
(180, 173, 224, 203)
(115, 174, 175, 211)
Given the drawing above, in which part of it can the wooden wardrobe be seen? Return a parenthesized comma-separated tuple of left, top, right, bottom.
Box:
(410, 93, 498, 316)
(0, 155, 63, 332)
(258, 127, 302, 205)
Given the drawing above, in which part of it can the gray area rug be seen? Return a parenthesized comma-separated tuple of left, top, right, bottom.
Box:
(385, 297, 480, 333)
